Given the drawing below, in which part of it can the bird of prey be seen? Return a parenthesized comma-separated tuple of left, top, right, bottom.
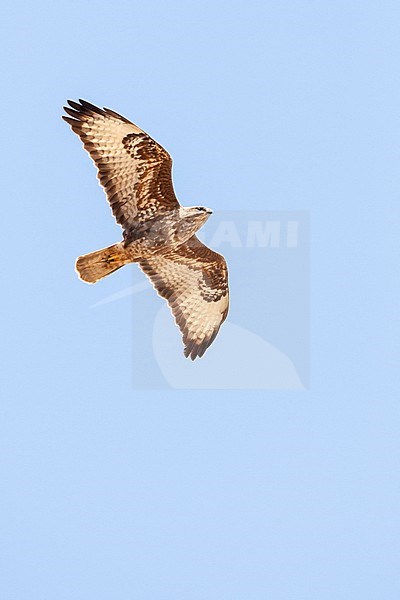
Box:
(62, 99, 229, 359)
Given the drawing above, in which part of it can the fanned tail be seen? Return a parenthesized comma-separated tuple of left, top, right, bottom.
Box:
(75, 242, 131, 284)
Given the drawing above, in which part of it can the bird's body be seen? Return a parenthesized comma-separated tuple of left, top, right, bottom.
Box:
(63, 99, 229, 359)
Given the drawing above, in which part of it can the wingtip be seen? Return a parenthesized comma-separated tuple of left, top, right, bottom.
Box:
(183, 342, 205, 361)
(62, 115, 80, 126)
(184, 345, 196, 360)
(183, 329, 220, 360)
(67, 99, 83, 111)
(63, 98, 106, 118)
(79, 98, 106, 115)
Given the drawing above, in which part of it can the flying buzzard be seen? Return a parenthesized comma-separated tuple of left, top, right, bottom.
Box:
(62, 99, 229, 359)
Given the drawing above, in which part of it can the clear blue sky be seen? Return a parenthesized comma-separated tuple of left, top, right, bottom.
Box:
(1, 1, 399, 598)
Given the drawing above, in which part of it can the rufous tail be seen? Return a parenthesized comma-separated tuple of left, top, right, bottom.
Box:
(75, 242, 132, 284)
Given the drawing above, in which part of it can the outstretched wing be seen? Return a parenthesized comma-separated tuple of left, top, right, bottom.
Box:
(62, 99, 179, 230)
(139, 236, 229, 360)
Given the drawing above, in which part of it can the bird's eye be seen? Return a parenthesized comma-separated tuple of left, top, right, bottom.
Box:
(196, 206, 205, 211)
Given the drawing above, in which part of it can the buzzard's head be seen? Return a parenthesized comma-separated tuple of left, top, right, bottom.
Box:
(185, 205, 213, 228)
(175, 206, 213, 242)
(182, 206, 213, 221)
